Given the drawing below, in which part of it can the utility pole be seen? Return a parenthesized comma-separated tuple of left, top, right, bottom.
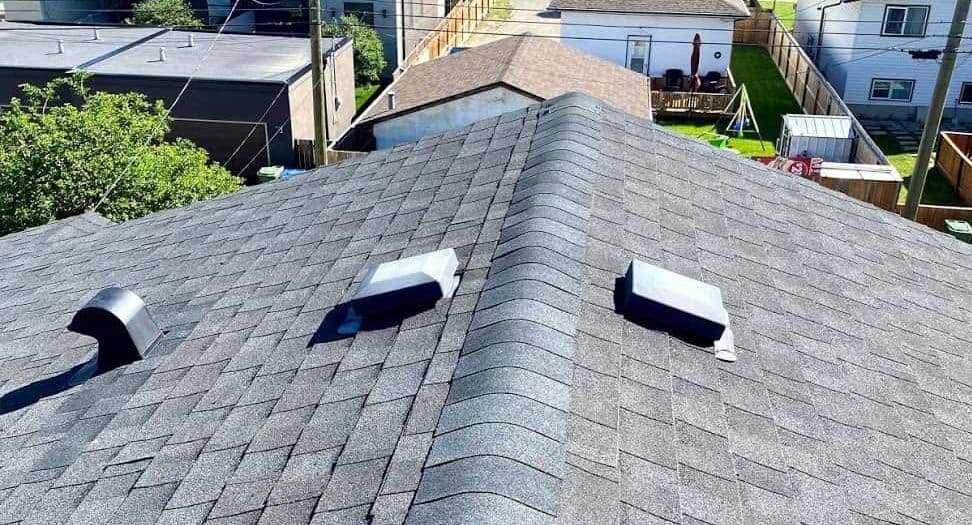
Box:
(309, 0, 329, 166)
(903, 0, 971, 220)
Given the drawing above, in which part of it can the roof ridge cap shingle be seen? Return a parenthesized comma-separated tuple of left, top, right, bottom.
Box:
(406, 94, 604, 524)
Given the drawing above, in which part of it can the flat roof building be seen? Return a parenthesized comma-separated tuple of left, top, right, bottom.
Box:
(0, 22, 356, 179)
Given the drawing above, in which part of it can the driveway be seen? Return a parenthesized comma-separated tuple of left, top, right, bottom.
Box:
(462, 0, 560, 47)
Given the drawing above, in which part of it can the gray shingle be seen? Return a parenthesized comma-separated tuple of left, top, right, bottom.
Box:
(3, 93, 972, 525)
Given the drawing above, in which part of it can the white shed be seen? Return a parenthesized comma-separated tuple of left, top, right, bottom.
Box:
(778, 114, 856, 162)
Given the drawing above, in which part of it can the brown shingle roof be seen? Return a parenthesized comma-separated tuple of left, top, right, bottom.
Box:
(549, 0, 750, 18)
(361, 36, 653, 123)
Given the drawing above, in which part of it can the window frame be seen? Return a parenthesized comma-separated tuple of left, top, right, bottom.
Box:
(869, 78, 915, 102)
(881, 5, 930, 37)
(960, 82, 972, 104)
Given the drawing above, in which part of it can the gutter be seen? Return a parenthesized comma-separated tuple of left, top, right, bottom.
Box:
(816, 0, 860, 61)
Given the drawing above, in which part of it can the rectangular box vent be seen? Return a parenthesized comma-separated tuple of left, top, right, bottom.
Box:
(622, 261, 729, 343)
(351, 249, 459, 317)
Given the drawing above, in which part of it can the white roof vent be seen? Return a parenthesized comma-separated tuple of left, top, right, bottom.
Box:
(622, 261, 730, 352)
(350, 248, 459, 317)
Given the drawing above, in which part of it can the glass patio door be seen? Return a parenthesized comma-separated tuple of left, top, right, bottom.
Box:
(627, 37, 651, 76)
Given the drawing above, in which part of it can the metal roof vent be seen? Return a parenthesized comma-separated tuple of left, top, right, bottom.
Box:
(68, 287, 162, 371)
(350, 248, 459, 318)
(622, 261, 732, 357)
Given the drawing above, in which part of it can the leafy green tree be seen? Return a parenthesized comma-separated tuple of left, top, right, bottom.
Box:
(129, 0, 203, 28)
(0, 74, 241, 235)
(323, 14, 387, 84)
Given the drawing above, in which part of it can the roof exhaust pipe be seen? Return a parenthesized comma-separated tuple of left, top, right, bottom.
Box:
(387, 91, 396, 111)
(57, 39, 64, 54)
(159, 47, 166, 62)
(68, 287, 162, 371)
(187, 34, 195, 47)
(93, 29, 101, 41)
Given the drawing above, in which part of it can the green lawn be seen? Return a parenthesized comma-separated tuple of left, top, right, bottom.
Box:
(760, 0, 796, 31)
(488, 0, 512, 21)
(657, 46, 801, 157)
(869, 133, 966, 205)
(355, 84, 380, 112)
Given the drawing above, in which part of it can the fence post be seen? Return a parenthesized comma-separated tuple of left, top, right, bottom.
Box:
(800, 67, 812, 109)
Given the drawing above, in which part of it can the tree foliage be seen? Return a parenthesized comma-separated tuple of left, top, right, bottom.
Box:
(323, 14, 387, 84)
(0, 74, 241, 235)
(130, 0, 203, 28)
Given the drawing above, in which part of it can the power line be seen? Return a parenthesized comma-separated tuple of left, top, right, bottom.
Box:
(1, 0, 962, 25)
(90, 0, 244, 212)
(1, 7, 967, 38)
(3, 21, 970, 53)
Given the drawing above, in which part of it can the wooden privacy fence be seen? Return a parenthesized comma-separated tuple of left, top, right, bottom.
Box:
(733, 8, 890, 167)
(895, 204, 972, 230)
(401, 0, 493, 69)
(936, 132, 972, 204)
(294, 139, 366, 168)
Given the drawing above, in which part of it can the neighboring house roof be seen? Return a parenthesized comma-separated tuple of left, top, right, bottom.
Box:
(84, 31, 346, 83)
(549, 0, 750, 18)
(0, 22, 164, 70)
(2, 93, 972, 524)
(0, 22, 344, 83)
(361, 36, 653, 123)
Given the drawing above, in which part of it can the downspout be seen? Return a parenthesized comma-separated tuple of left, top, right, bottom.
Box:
(816, 0, 860, 62)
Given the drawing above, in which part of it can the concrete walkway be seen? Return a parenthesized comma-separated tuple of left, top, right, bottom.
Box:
(462, 0, 560, 48)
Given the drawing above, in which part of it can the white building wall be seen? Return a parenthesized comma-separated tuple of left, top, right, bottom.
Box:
(799, 0, 972, 120)
(373, 87, 537, 149)
(793, 0, 861, 94)
(558, 11, 736, 77)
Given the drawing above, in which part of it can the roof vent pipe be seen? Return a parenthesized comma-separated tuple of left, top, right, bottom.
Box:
(68, 287, 162, 371)
(187, 34, 194, 47)
(387, 91, 396, 111)
(159, 47, 166, 62)
(93, 29, 101, 41)
(57, 39, 64, 54)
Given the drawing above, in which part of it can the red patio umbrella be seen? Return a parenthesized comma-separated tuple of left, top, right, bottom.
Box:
(690, 33, 702, 92)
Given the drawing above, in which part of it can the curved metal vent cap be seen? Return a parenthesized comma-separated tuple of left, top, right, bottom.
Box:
(351, 249, 459, 317)
(68, 287, 161, 371)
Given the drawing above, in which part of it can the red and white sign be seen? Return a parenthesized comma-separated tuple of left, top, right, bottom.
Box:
(751, 156, 822, 180)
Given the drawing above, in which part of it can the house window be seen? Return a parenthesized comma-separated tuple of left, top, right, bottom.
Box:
(882, 5, 929, 36)
(870, 79, 914, 101)
(344, 2, 374, 26)
(960, 83, 972, 104)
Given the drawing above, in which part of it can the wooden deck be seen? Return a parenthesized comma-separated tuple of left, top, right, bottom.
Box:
(649, 70, 736, 116)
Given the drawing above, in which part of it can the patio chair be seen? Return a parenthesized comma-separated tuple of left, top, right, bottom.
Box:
(701, 71, 722, 93)
(663, 69, 684, 92)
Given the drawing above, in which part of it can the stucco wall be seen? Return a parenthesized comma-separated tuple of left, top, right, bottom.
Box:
(372, 87, 537, 149)
(558, 11, 735, 77)
(289, 37, 356, 145)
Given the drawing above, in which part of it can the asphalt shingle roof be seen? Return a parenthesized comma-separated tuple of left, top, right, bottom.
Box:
(2, 93, 972, 524)
(548, 0, 750, 18)
(361, 36, 653, 123)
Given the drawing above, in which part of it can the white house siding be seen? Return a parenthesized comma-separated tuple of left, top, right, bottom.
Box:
(372, 87, 537, 149)
(798, 0, 972, 121)
(558, 11, 735, 77)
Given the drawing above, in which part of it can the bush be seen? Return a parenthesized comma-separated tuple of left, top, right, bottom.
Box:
(0, 74, 241, 235)
(323, 14, 387, 84)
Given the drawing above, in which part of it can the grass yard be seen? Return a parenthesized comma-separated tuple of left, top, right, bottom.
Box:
(488, 0, 512, 21)
(869, 133, 966, 206)
(657, 46, 801, 157)
(759, 0, 796, 31)
(355, 84, 381, 113)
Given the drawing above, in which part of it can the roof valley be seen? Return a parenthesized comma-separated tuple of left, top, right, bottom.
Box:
(407, 96, 604, 524)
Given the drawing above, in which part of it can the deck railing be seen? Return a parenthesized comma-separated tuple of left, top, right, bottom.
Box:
(649, 72, 736, 115)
